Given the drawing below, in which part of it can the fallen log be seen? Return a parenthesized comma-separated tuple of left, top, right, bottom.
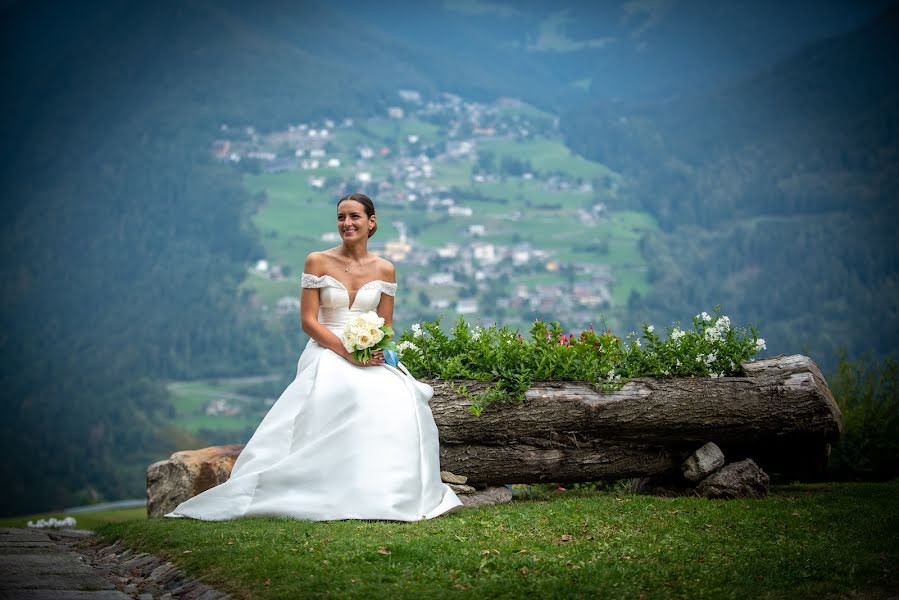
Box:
(431, 355, 841, 446)
(439, 443, 678, 487)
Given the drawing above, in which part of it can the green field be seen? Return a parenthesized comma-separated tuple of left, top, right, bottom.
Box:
(95, 481, 898, 599)
(166, 377, 278, 435)
(479, 137, 621, 182)
(0, 507, 146, 530)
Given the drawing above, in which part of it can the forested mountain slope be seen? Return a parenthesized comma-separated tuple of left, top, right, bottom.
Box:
(561, 3, 899, 367)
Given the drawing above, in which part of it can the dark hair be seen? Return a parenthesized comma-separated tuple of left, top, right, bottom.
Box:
(337, 193, 377, 238)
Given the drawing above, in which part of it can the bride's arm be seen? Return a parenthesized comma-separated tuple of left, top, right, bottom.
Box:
(376, 262, 396, 326)
(300, 253, 379, 366)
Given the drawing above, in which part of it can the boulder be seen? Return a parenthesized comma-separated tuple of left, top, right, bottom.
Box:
(448, 483, 477, 494)
(697, 459, 770, 499)
(458, 486, 513, 508)
(146, 444, 243, 517)
(682, 442, 726, 482)
(440, 470, 468, 485)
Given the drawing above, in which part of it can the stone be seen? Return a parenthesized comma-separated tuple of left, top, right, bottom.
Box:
(146, 444, 244, 517)
(632, 475, 695, 497)
(448, 483, 476, 494)
(682, 442, 726, 482)
(440, 471, 468, 485)
(697, 459, 770, 499)
(0, 592, 132, 599)
(459, 486, 513, 508)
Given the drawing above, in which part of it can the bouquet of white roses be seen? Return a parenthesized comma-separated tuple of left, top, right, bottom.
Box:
(340, 311, 396, 364)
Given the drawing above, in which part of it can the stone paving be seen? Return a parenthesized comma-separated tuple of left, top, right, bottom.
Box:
(0, 528, 230, 600)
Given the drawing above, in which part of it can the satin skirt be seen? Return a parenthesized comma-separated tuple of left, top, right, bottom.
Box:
(165, 340, 462, 521)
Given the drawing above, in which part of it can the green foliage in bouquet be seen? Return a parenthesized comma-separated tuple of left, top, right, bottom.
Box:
(396, 307, 765, 415)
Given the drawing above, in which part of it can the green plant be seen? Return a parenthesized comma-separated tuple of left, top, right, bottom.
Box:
(828, 353, 899, 480)
(396, 307, 764, 414)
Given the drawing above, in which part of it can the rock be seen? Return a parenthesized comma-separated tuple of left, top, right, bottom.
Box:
(682, 442, 726, 482)
(441, 470, 468, 485)
(459, 486, 513, 508)
(146, 444, 244, 517)
(632, 475, 695, 497)
(448, 483, 476, 494)
(697, 459, 770, 499)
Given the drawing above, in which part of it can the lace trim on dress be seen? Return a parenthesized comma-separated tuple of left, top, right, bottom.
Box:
(301, 273, 337, 289)
(301, 272, 397, 297)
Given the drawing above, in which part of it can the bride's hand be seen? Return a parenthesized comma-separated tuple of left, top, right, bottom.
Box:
(364, 350, 385, 367)
(341, 349, 384, 367)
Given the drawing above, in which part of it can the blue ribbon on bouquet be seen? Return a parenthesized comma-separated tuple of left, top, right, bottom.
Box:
(383, 349, 399, 367)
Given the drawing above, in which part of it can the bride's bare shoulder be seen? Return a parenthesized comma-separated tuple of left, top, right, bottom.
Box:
(372, 256, 396, 283)
(303, 250, 334, 275)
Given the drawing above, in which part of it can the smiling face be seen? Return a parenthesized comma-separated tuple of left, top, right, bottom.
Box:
(337, 199, 376, 240)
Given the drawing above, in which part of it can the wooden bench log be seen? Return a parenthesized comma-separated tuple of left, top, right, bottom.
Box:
(431, 355, 841, 446)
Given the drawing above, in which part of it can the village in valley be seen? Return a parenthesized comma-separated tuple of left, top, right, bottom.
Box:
(213, 89, 656, 336)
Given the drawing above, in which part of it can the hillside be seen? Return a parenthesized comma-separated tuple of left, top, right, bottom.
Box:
(234, 96, 651, 335)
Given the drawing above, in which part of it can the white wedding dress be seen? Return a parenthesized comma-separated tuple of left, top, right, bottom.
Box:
(165, 273, 462, 521)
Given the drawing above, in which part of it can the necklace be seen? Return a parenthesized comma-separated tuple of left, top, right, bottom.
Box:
(336, 252, 369, 272)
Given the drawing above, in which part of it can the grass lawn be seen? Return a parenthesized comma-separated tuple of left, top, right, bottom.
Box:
(95, 481, 898, 599)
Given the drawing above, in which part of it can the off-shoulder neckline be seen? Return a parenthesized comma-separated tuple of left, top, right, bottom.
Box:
(302, 273, 397, 309)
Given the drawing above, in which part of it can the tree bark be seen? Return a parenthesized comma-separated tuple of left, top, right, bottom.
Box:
(429, 354, 841, 447)
(439, 443, 678, 487)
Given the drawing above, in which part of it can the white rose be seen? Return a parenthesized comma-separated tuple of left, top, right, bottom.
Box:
(360, 311, 384, 329)
(369, 327, 385, 345)
(341, 330, 356, 353)
(349, 322, 367, 338)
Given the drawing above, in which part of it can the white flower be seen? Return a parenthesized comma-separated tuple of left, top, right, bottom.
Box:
(340, 329, 356, 353)
(670, 328, 685, 343)
(358, 311, 385, 329)
(411, 323, 423, 337)
(27, 516, 77, 529)
(704, 326, 723, 342)
(634, 339, 641, 348)
(647, 325, 655, 333)
(697, 311, 712, 323)
(397, 340, 418, 353)
(755, 338, 766, 351)
(715, 316, 731, 331)
(471, 326, 481, 340)
(710, 372, 720, 378)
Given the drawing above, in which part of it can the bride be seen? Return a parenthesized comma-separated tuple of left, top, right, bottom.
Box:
(165, 193, 462, 521)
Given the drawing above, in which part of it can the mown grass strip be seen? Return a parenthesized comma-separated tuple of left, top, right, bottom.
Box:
(96, 481, 898, 599)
